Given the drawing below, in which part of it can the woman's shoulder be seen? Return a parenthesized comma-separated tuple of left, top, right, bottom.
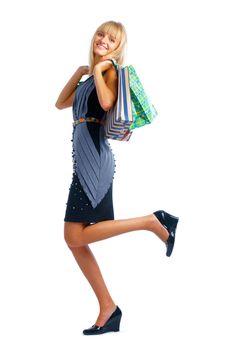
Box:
(103, 65, 118, 83)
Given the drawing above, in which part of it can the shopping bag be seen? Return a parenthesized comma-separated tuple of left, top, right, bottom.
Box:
(128, 65, 158, 130)
(103, 64, 134, 141)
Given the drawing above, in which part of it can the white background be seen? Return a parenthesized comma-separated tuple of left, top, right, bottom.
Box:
(1, 0, 233, 349)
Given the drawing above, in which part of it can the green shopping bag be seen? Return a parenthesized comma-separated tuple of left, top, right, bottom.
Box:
(128, 65, 158, 130)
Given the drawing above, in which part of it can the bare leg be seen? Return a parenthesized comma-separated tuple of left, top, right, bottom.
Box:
(64, 214, 169, 248)
(67, 243, 117, 326)
(64, 214, 169, 326)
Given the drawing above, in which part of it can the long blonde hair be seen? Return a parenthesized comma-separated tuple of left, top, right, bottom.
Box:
(88, 21, 127, 75)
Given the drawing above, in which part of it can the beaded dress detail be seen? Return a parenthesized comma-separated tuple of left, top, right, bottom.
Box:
(64, 74, 116, 223)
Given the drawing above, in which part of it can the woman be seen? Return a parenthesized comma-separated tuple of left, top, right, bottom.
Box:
(55, 20, 179, 336)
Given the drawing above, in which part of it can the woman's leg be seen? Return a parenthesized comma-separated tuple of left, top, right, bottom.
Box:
(67, 240, 117, 326)
(64, 215, 169, 326)
(64, 213, 169, 248)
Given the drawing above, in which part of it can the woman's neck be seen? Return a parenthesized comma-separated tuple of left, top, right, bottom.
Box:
(93, 54, 105, 66)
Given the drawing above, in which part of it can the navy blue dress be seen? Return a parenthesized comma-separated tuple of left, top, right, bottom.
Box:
(64, 75, 116, 224)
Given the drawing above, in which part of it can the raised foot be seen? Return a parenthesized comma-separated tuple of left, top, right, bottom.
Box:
(153, 210, 179, 257)
(148, 213, 169, 242)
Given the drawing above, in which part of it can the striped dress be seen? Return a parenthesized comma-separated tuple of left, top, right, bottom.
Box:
(64, 74, 116, 224)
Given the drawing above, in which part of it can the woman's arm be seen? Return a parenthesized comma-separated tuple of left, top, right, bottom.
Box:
(93, 61, 118, 111)
(55, 65, 89, 109)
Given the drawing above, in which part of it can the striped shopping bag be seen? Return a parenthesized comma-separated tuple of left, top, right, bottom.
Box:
(103, 65, 134, 141)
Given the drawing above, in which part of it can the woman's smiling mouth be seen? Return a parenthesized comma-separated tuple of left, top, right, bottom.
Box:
(97, 43, 108, 50)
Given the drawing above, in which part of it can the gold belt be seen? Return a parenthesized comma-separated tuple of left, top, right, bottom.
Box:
(73, 117, 104, 127)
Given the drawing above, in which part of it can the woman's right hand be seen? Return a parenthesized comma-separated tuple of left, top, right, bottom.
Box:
(78, 65, 90, 76)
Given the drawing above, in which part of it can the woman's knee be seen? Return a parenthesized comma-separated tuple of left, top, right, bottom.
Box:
(64, 222, 86, 247)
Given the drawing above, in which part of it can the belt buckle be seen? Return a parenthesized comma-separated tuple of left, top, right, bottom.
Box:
(73, 117, 85, 127)
(73, 117, 103, 127)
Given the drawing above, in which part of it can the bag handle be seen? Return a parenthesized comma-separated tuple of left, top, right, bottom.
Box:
(108, 59, 119, 74)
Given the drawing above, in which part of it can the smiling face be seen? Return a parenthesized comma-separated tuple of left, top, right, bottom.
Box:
(88, 21, 127, 74)
(93, 30, 120, 59)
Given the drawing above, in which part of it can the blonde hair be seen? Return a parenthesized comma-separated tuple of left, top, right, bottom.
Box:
(88, 21, 127, 75)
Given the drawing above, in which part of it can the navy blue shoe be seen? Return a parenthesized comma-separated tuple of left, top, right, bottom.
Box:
(83, 306, 122, 335)
(153, 210, 179, 257)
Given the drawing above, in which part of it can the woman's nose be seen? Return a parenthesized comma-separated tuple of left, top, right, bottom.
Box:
(101, 35, 109, 43)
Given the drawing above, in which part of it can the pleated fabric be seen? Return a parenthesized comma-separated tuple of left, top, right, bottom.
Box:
(64, 74, 116, 223)
(73, 122, 115, 208)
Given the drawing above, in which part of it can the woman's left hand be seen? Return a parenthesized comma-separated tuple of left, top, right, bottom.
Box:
(93, 57, 114, 74)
